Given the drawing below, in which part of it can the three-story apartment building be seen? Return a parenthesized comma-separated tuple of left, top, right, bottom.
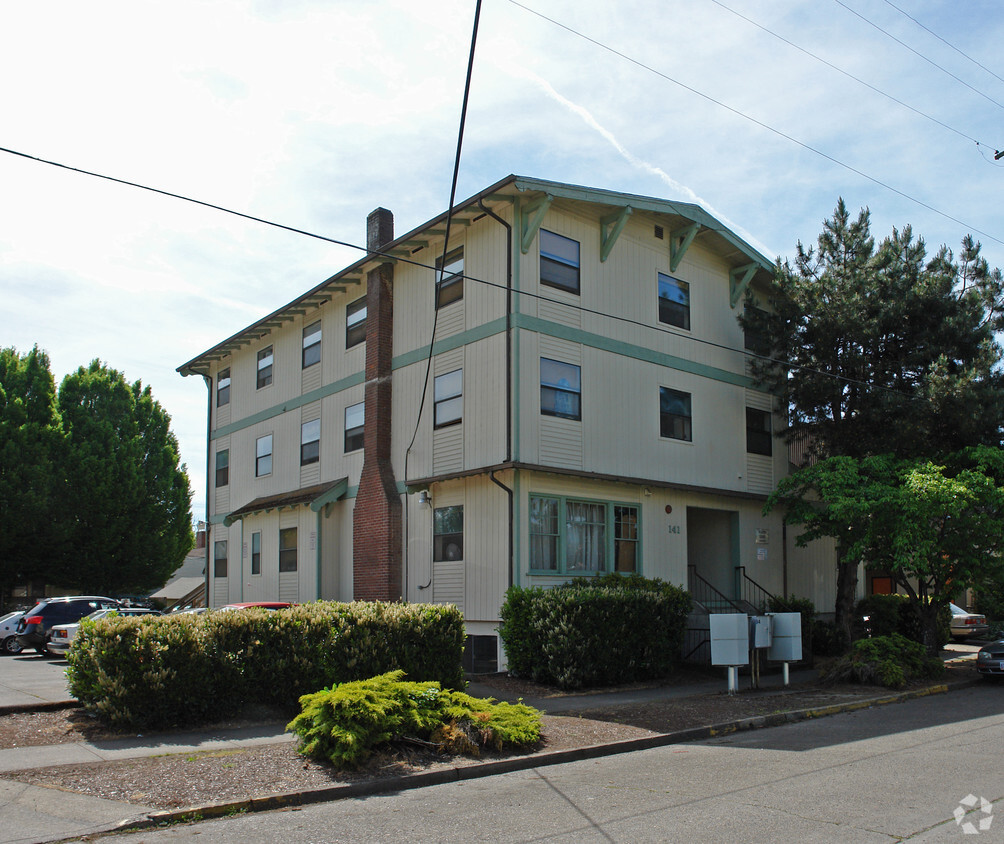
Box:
(179, 176, 833, 671)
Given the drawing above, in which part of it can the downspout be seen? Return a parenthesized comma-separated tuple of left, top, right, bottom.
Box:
(201, 374, 212, 608)
(479, 198, 514, 590)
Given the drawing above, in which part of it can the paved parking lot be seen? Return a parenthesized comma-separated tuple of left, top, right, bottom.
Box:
(0, 653, 74, 709)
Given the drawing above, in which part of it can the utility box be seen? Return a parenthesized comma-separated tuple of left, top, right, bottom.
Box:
(750, 615, 772, 648)
(710, 613, 749, 666)
(767, 612, 802, 662)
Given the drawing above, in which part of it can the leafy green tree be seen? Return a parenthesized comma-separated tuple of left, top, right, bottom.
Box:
(0, 346, 63, 605)
(744, 201, 1004, 639)
(56, 360, 193, 594)
(766, 447, 1004, 653)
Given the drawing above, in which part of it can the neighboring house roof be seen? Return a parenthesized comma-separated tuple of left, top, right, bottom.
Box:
(149, 576, 205, 602)
(177, 175, 773, 379)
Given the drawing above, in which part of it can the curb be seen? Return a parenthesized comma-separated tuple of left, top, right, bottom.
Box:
(0, 700, 79, 717)
(103, 680, 968, 837)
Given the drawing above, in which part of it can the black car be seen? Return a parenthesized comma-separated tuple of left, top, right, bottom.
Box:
(15, 596, 120, 656)
(976, 639, 1004, 679)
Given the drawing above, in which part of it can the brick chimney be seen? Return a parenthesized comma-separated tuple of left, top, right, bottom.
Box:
(352, 207, 403, 601)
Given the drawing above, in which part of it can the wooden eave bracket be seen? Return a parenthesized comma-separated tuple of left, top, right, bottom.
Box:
(520, 194, 554, 254)
(670, 223, 701, 272)
(600, 206, 632, 262)
(729, 263, 758, 309)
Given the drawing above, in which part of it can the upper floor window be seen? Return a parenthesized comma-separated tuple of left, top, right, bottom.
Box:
(215, 449, 229, 488)
(746, 407, 773, 456)
(433, 505, 464, 561)
(256, 434, 273, 477)
(257, 346, 273, 389)
(251, 531, 261, 576)
(436, 246, 464, 308)
(434, 369, 463, 428)
(279, 527, 298, 572)
(540, 358, 581, 421)
(216, 368, 231, 407)
(346, 297, 366, 349)
(743, 305, 770, 356)
(658, 273, 690, 330)
(301, 419, 320, 465)
(302, 321, 322, 369)
(213, 540, 228, 578)
(540, 229, 580, 294)
(660, 387, 692, 442)
(344, 402, 364, 453)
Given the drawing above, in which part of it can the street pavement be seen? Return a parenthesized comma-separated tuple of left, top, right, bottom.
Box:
(0, 654, 74, 709)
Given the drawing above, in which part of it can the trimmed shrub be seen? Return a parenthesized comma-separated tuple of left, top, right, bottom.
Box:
(854, 594, 950, 648)
(287, 670, 542, 768)
(67, 601, 465, 730)
(498, 576, 692, 689)
(820, 633, 944, 689)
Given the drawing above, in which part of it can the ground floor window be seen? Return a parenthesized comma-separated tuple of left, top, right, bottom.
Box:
(213, 540, 228, 578)
(433, 505, 464, 561)
(529, 495, 640, 575)
(251, 531, 261, 576)
(279, 527, 298, 572)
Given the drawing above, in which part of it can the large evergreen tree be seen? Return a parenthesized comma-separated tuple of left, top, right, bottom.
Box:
(744, 201, 1004, 642)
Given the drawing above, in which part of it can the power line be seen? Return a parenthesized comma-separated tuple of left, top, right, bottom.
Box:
(832, 0, 1004, 111)
(880, 0, 1004, 87)
(504, 0, 1004, 248)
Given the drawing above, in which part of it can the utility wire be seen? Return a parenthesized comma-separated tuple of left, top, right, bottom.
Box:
(0, 146, 955, 404)
(504, 0, 1004, 248)
(707, 0, 990, 148)
(832, 0, 1004, 111)
(880, 0, 1004, 87)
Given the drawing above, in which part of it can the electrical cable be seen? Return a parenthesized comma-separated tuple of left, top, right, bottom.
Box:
(502, 0, 1004, 248)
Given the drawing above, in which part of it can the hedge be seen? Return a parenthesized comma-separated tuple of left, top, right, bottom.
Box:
(498, 574, 692, 689)
(66, 601, 465, 730)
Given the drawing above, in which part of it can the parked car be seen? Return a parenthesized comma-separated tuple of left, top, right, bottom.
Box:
(976, 638, 1004, 679)
(1, 611, 25, 655)
(47, 607, 162, 656)
(950, 602, 989, 641)
(219, 602, 292, 611)
(15, 596, 120, 656)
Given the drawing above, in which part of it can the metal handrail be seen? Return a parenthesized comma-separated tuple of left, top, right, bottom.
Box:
(734, 566, 777, 614)
(688, 565, 744, 614)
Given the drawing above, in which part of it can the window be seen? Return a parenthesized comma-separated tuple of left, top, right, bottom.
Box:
(346, 297, 366, 348)
(529, 496, 640, 575)
(746, 407, 772, 456)
(215, 449, 229, 487)
(213, 540, 228, 578)
(257, 346, 273, 389)
(256, 434, 273, 477)
(279, 527, 297, 572)
(743, 306, 770, 356)
(540, 229, 580, 294)
(436, 246, 464, 308)
(302, 321, 322, 368)
(251, 531, 261, 576)
(434, 369, 463, 428)
(433, 506, 464, 561)
(540, 358, 581, 420)
(660, 387, 692, 442)
(301, 419, 320, 465)
(344, 402, 364, 452)
(216, 368, 231, 407)
(658, 273, 690, 330)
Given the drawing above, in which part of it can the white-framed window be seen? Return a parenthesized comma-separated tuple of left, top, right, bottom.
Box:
(251, 531, 261, 576)
(540, 358, 581, 420)
(215, 449, 229, 487)
(256, 434, 273, 477)
(433, 505, 464, 561)
(660, 387, 692, 442)
(344, 402, 364, 452)
(434, 369, 463, 428)
(302, 321, 322, 369)
(257, 346, 273, 389)
(279, 527, 297, 572)
(658, 273, 690, 330)
(529, 495, 640, 575)
(346, 297, 366, 348)
(213, 540, 228, 578)
(301, 419, 320, 465)
(216, 368, 231, 407)
(436, 246, 464, 308)
(746, 407, 772, 455)
(540, 229, 580, 294)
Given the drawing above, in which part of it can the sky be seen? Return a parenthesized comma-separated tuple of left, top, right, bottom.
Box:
(2, 0, 1002, 522)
